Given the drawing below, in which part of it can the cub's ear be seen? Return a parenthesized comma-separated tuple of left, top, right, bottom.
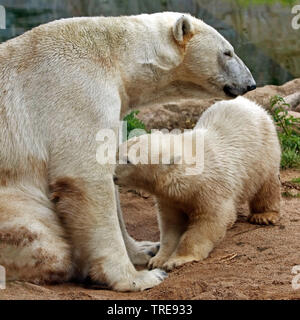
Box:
(173, 15, 194, 45)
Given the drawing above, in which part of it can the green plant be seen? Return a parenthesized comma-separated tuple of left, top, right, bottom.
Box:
(281, 191, 300, 198)
(123, 110, 148, 140)
(270, 95, 300, 169)
(291, 177, 300, 184)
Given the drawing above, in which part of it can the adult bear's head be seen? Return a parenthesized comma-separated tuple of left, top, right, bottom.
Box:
(169, 13, 256, 98)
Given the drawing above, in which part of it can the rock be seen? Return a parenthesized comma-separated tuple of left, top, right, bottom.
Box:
(289, 111, 300, 119)
(244, 78, 300, 109)
(138, 98, 222, 131)
(283, 92, 300, 111)
(138, 79, 300, 130)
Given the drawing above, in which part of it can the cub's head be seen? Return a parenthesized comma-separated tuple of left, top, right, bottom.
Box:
(114, 131, 201, 199)
(114, 133, 170, 194)
(149, 12, 256, 98)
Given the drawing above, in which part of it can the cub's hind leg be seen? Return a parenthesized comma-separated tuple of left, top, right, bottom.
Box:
(0, 187, 72, 284)
(248, 174, 281, 225)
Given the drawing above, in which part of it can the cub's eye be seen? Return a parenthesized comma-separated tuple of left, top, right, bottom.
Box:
(224, 50, 233, 57)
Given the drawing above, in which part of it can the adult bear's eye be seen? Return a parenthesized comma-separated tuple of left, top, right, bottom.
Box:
(224, 50, 233, 57)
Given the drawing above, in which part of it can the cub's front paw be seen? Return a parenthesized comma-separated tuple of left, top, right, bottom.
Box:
(163, 256, 197, 271)
(148, 255, 169, 270)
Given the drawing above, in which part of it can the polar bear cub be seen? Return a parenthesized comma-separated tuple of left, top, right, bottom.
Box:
(114, 96, 281, 270)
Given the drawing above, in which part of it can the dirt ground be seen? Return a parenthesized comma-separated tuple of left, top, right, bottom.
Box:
(1, 169, 300, 300)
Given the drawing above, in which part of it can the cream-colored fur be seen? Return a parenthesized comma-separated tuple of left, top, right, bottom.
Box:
(115, 96, 281, 271)
(0, 12, 255, 291)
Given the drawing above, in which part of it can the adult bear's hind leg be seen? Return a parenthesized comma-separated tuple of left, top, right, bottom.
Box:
(0, 188, 73, 284)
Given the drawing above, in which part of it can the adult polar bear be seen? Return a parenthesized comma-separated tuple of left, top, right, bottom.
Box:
(0, 12, 256, 291)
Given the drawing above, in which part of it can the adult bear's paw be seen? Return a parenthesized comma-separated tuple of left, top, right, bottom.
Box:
(113, 268, 167, 292)
(128, 240, 160, 265)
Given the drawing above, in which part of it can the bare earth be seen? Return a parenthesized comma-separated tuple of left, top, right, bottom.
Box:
(1, 169, 300, 300)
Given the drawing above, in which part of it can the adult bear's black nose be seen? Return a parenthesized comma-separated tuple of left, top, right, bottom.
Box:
(247, 84, 256, 92)
(224, 81, 257, 97)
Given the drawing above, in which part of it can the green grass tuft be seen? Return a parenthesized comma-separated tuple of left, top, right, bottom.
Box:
(123, 110, 148, 140)
(282, 191, 300, 198)
(291, 177, 300, 184)
(270, 96, 300, 169)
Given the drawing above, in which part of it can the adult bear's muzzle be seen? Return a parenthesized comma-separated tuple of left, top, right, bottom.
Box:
(223, 82, 256, 97)
(222, 53, 257, 97)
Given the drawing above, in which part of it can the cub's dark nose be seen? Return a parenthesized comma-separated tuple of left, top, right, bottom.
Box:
(247, 84, 256, 92)
(113, 176, 118, 183)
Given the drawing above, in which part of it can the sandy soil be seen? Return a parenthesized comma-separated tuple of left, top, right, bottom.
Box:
(1, 169, 300, 300)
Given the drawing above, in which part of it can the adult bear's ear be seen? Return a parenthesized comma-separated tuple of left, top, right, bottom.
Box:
(173, 15, 194, 46)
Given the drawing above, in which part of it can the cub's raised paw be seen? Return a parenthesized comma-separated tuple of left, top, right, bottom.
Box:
(128, 241, 160, 265)
(248, 212, 279, 225)
(113, 268, 167, 292)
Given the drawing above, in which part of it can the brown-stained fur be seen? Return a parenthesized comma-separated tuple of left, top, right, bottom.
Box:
(170, 30, 194, 54)
(0, 227, 38, 247)
(0, 169, 14, 187)
(89, 257, 108, 285)
(0, 157, 47, 188)
(50, 177, 87, 205)
(0, 185, 73, 284)
(250, 174, 281, 214)
(0, 226, 72, 284)
(248, 174, 281, 225)
(180, 31, 195, 51)
(4, 262, 71, 285)
(49, 177, 99, 270)
(49, 177, 93, 234)
(32, 247, 59, 266)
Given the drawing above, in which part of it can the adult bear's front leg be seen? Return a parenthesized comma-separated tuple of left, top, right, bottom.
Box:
(115, 188, 160, 265)
(50, 176, 167, 291)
